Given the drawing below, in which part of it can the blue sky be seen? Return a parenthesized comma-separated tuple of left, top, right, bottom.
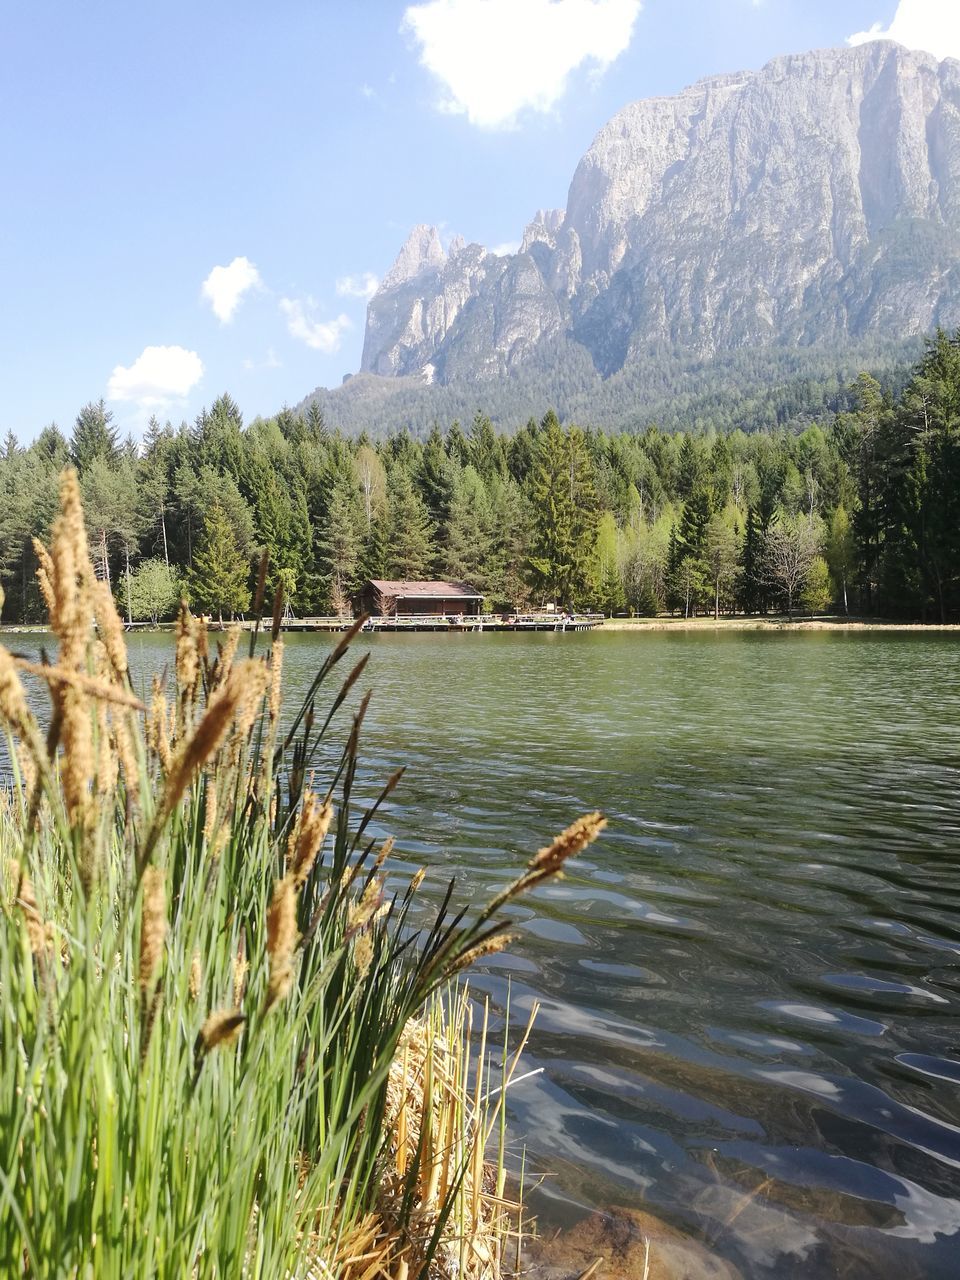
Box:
(0, 0, 955, 441)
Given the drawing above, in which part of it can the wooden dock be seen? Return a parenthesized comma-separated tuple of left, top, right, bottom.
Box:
(364, 612, 603, 633)
(283, 612, 605, 634)
(121, 613, 605, 635)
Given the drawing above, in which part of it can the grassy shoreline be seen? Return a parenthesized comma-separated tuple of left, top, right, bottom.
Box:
(598, 616, 960, 632)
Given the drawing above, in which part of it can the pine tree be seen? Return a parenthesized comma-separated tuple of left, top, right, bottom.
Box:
(316, 483, 360, 614)
(527, 417, 599, 608)
(188, 502, 251, 624)
(418, 425, 455, 535)
(443, 466, 494, 590)
(70, 400, 119, 473)
(386, 468, 434, 579)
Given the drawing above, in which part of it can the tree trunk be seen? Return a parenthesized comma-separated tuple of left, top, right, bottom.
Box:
(842, 577, 848, 616)
(124, 542, 133, 625)
(100, 530, 111, 587)
(161, 509, 170, 570)
(715, 579, 720, 621)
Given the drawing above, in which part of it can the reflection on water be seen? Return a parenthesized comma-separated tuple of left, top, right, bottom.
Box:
(7, 628, 960, 1278)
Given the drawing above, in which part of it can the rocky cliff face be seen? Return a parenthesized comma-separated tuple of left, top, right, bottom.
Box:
(359, 42, 960, 385)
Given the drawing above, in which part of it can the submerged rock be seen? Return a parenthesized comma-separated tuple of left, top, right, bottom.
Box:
(527, 1206, 743, 1280)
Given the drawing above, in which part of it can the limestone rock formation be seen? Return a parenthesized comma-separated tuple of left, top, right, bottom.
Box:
(359, 42, 960, 387)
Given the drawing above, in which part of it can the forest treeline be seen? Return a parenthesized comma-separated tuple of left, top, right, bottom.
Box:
(1, 330, 959, 625)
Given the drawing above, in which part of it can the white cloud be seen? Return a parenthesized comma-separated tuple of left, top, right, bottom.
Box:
(279, 298, 352, 354)
(201, 256, 262, 323)
(336, 271, 380, 300)
(107, 345, 204, 407)
(490, 240, 520, 256)
(849, 0, 960, 60)
(402, 0, 641, 128)
(243, 348, 282, 372)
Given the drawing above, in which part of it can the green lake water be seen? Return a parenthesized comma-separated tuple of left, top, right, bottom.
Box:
(11, 629, 960, 1277)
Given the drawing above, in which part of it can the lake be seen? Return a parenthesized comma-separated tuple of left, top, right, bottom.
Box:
(8, 628, 960, 1277)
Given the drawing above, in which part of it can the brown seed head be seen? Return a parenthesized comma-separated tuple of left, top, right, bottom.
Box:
(13, 660, 145, 712)
(113, 712, 140, 805)
(197, 1009, 246, 1056)
(290, 793, 333, 887)
(0, 647, 31, 738)
(138, 866, 167, 995)
(32, 540, 56, 619)
(213, 626, 241, 689)
(444, 931, 514, 979)
(373, 836, 395, 872)
(175, 603, 200, 699)
(353, 933, 374, 977)
(12, 862, 48, 957)
(232, 660, 269, 741)
(265, 875, 298, 1009)
(268, 641, 283, 723)
(232, 937, 248, 1006)
(91, 580, 128, 684)
(347, 877, 384, 934)
(152, 662, 256, 835)
(527, 811, 607, 877)
(49, 469, 92, 669)
(189, 950, 202, 1001)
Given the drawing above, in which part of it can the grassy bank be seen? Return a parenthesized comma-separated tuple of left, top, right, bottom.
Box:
(0, 470, 605, 1279)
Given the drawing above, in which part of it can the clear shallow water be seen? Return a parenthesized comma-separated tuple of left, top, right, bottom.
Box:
(8, 629, 960, 1277)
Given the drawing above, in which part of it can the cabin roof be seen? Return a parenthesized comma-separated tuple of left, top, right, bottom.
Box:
(368, 579, 482, 598)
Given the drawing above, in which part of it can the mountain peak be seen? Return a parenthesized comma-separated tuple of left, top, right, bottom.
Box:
(380, 224, 446, 292)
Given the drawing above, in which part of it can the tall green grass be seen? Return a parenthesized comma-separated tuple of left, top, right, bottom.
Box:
(0, 470, 605, 1279)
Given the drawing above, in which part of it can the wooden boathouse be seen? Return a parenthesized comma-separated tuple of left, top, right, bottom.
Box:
(357, 579, 484, 619)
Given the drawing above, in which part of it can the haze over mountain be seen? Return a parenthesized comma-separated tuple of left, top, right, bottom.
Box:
(305, 40, 960, 435)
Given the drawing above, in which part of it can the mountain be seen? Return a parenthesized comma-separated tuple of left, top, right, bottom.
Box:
(306, 41, 960, 436)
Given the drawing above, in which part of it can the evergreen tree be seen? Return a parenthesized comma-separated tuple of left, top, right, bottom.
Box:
(386, 468, 434, 579)
(188, 502, 251, 624)
(527, 417, 599, 608)
(469, 412, 506, 484)
(677, 486, 712, 558)
(418, 425, 456, 536)
(443, 466, 494, 590)
(316, 483, 361, 614)
(70, 400, 119, 473)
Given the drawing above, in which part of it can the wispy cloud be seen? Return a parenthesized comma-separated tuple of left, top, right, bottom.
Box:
(243, 348, 282, 372)
(279, 298, 352, 354)
(848, 0, 960, 59)
(107, 345, 203, 407)
(402, 0, 641, 129)
(336, 271, 380, 300)
(201, 256, 262, 323)
(490, 240, 520, 257)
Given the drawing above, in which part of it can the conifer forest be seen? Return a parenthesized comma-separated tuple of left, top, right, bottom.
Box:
(2, 330, 959, 626)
